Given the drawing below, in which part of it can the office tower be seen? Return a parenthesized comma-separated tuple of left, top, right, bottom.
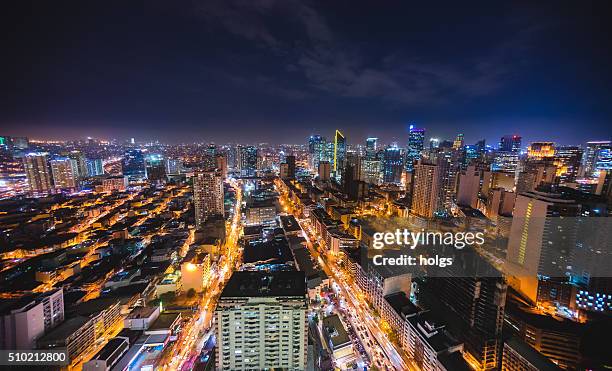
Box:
(581, 140, 612, 177)
(382, 145, 403, 185)
(0, 288, 64, 350)
(122, 149, 146, 180)
(68, 150, 88, 179)
(453, 133, 464, 150)
(361, 158, 381, 185)
(215, 154, 228, 179)
(207, 143, 217, 157)
(193, 169, 224, 229)
(457, 164, 481, 208)
(527, 142, 555, 160)
(50, 157, 79, 190)
(86, 158, 104, 176)
(318, 160, 331, 181)
(429, 138, 440, 151)
(485, 188, 516, 220)
(239, 145, 258, 177)
(499, 135, 522, 152)
(365, 137, 378, 160)
(286, 155, 296, 178)
(215, 271, 308, 370)
(492, 151, 520, 173)
(411, 160, 440, 219)
(308, 135, 326, 169)
(144, 154, 166, 182)
(405, 125, 425, 172)
(23, 152, 52, 195)
(333, 130, 346, 181)
(462, 144, 480, 168)
(505, 190, 581, 302)
(279, 163, 290, 179)
(553, 146, 583, 183)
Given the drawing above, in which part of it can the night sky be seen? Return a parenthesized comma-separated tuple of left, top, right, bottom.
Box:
(1, 1, 611, 145)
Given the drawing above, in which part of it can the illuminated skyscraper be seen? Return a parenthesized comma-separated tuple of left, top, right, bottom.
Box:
(215, 271, 307, 370)
(582, 140, 612, 177)
(505, 190, 580, 302)
(333, 130, 346, 180)
(308, 135, 326, 169)
(527, 142, 555, 160)
(86, 158, 104, 176)
(382, 145, 403, 184)
(193, 169, 224, 229)
(50, 157, 79, 190)
(365, 137, 378, 160)
(239, 146, 258, 177)
(553, 146, 583, 183)
(68, 150, 88, 179)
(145, 154, 166, 182)
(122, 149, 146, 180)
(499, 135, 522, 152)
(411, 160, 440, 219)
(453, 133, 464, 150)
(406, 125, 425, 172)
(23, 152, 52, 195)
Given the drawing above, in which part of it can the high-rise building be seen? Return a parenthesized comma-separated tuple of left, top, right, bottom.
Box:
(286, 155, 296, 179)
(492, 151, 520, 173)
(457, 164, 481, 208)
(527, 142, 555, 160)
(581, 140, 612, 177)
(553, 146, 583, 183)
(215, 271, 308, 370)
(365, 137, 378, 160)
(144, 154, 166, 182)
(308, 135, 326, 169)
(122, 149, 146, 180)
(23, 152, 52, 195)
(417, 262, 507, 370)
(166, 158, 183, 175)
(411, 160, 440, 219)
(86, 158, 104, 176)
(50, 157, 79, 190)
(453, 133, 464, 150)
(382, 146, 403, 185)
(361, 159, 381, 185)
(406, 125, 425, 172)
(215, 154, 228, 179)
(239, 146, 258, 177)
(505, 190, 581, 302)
(318, 160, 331, 181)
(429, 138, 440, 151)
(193, 169, 224, 229)
(499, 135, 522, 153)
(68, 150, 88, 179)
(333, 130, 346, 180)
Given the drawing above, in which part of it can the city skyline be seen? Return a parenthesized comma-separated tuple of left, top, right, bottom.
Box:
(2, 1, 611, 144)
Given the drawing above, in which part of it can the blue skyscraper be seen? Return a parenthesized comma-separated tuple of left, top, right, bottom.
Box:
(383, 145, 403, 184)
(122, 149, 146, 180)
(406, 125, 425, 172)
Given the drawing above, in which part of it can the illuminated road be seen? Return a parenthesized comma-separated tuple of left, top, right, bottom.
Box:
(169, 179, 243, 370)
(276, 182, 416, 371)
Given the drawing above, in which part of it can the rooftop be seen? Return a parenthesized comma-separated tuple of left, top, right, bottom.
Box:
(221, 271, 306, 298)
(322, 314, 351, 349)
